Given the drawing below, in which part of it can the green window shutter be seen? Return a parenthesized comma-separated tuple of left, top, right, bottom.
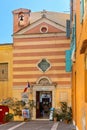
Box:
(65, 50, 72, 72)
(70, 0, 73, 22)
(72, 27, 74, 42)
(66, 20, 70, 38)
(80, 0, 84, 23)
(71, 15, 76, 52)
(74, 14, 76, 50)
(70, 26, 74, 51)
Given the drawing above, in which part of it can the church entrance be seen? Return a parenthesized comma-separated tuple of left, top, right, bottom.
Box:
(36, 91, 52, 119)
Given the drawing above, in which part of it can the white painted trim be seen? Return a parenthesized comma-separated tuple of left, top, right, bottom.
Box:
(13, 32, 66, 38)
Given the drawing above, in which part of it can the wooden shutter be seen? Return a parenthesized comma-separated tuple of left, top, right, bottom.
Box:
(70, 0, 73, 22)
(0, 63, 8, 80)
(65, 50, 72, 72)
(71, 15, 76, 51)
(80, 0, 84, 23)
(73, 15, 76, 51)
(66, 20, 70, 38)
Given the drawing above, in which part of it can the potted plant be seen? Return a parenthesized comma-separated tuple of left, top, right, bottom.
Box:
(53, 109, 58, 122)
(59, 102, 72, 123)
(54, 102, 72, 123)
(65, 107, 72, 123)
(4, 113, 14, 123)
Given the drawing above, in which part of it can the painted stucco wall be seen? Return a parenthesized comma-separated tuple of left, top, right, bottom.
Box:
(0, 44, 13, 99)
(72, 0, 87, 129)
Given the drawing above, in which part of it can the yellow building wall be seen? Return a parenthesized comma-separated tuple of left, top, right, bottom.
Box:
(72, 0, 87, 129)
(0, 44, 13, 99)
(72, 64, 76, 123)
(55, 87, 71, 107)
(76, 54, 85, 130)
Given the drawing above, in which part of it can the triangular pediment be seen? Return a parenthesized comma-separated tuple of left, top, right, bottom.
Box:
(14, 17, 66, 35)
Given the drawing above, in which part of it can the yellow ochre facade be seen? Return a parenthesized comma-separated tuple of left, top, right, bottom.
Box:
(0, 8, 71, 120)
(71, 0, 87, 129)
(0, 44, 13, 98)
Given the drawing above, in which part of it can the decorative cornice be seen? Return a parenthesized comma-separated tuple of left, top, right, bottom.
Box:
(13, 32, 66, 39)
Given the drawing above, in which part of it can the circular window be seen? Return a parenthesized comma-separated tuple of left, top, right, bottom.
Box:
(40, 26, 48, 33)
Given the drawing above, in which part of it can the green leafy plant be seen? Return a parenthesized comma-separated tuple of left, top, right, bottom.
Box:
(59, 102, 72, 123)
(1, 98, 35, 118)
(4, 113, 14, 122)
(65, 106, 72, 123)
(54, 102, 72, 123)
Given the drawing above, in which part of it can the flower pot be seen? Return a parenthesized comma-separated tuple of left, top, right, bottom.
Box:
(54, 117, 57, 122)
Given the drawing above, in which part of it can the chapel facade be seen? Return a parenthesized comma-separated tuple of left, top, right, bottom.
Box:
(0, 8, 71, 120)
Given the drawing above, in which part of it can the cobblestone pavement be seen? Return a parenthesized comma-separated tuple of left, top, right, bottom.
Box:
(57, 121, 76, 130)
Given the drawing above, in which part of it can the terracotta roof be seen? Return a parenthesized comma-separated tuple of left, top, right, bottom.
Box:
(30, 10, 70, 27)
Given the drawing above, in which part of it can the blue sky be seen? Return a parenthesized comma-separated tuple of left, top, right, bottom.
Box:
(0, 0, 70, 43)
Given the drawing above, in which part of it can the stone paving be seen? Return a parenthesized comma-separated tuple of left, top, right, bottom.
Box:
(0, 120, 76, 130)
(57, 121, 76, 130)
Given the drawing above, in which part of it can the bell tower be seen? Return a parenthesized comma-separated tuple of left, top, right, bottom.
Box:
(12, 8, 31, 33)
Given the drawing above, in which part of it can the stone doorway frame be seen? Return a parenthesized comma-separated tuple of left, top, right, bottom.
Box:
(32, 76, 56, 119)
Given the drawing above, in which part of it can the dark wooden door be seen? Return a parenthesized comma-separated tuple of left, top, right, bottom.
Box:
(36, 91, 40, 118)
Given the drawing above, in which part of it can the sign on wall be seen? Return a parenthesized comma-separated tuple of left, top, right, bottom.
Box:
(22, 109, 30, 118)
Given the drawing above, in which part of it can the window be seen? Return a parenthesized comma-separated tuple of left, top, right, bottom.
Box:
(80, 0, 84, 23)
(37, 59, 51, 72)
(66, 20, 70, 38)
(40, 26, 48, 33)
(0, 63, 8, 81)
(65, 50, 72, 72)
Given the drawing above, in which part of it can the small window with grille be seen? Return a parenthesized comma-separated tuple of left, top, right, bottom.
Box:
(0, 63, 8, 81)
(37, 58, 51, 72)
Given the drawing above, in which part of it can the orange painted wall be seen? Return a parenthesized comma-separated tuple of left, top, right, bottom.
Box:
(72, 0, 87, 129)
